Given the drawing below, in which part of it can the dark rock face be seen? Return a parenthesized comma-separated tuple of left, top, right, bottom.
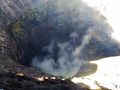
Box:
(0, 0, 35, 29)
(0, 0, 36, 60)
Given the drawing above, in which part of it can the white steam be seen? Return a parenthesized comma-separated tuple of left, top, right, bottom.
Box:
(32, 28, 95, 77)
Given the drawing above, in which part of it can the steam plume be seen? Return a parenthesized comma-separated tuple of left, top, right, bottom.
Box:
(32, 28, 101, 77)
(30, 0, 120, 77)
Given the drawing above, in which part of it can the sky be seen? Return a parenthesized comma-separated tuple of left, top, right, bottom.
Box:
(82, 0, 120, 42)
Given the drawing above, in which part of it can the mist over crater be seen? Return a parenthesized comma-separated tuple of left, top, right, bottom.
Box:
(9, 0, 120, 77)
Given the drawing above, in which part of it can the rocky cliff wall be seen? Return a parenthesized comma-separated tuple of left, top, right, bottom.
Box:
(0, 0, 35, 29)
(0, 0, 36, 60)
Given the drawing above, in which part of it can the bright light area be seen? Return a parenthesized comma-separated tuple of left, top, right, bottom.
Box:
(72, 77, 101, 89)
(72, 56, 120, 90)
(82, 0, 120, 42)
(35, 77, 44, 81)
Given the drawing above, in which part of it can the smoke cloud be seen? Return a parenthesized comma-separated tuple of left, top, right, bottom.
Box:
(31, 27, 107, 77)
(29, 0, 120, 77)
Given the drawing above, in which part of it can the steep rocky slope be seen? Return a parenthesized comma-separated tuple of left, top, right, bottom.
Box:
(0, 0, 34, 29)
(0, 0, 36, 60)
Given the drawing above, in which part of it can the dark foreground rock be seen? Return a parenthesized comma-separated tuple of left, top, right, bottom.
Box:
(0, 70, 90, 90)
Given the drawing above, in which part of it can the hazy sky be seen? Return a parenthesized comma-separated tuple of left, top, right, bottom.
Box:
(82, 0, 120, 42)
